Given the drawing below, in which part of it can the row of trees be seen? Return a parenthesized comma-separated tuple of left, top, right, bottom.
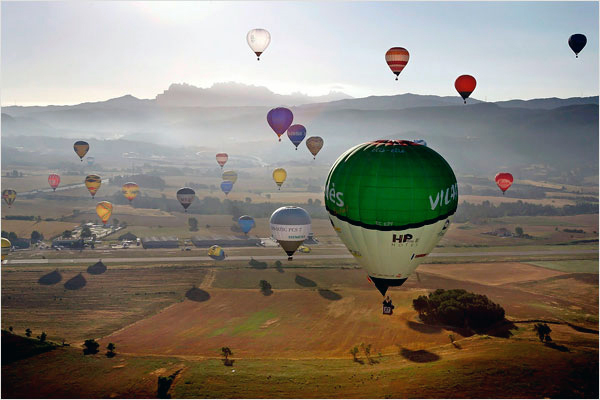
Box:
(454, 200, 597, 223)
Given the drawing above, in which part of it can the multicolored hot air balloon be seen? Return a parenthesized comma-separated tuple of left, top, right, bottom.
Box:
(287, 124, 306, 150)
(1, 237, 11, 262)
(455, 75, 477, 104)
(96, 201, 113, 225)
(247, 29, 271, 61)
(569, 34, 587, 58)
(273, 168, 287, 190)
(385, 47, 410, 80)
(122, 182, 140, 203)
(325, 140, 458, 296)
(267, 107, 294, 142)
(270, 206, 312, 260)
(222, 170, 238, 184)
(216, 153, 228, 169)
(221, 181, 234, 196)
(177, 187, 195, 212)
(2, 189, 17, 207)
(208, 245, 226, 261)
(73, 141, 89, 161)
(238, 215, 256, 235)
(495, 172, 513, 195)
(48, 174, 61, 191)
(85, 175, 102, 198)
(306, 136, 324, 159)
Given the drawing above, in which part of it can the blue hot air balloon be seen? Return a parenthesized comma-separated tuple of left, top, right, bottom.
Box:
(267, 107, 294, 142)
(221, 180, 234, 196)
(238, 215, 256, 234)
(287, 124, 307, 150)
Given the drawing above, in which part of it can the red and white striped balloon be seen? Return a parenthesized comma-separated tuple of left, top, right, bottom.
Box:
(385, 47, 410, 81)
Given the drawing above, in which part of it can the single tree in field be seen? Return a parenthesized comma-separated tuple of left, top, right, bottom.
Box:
(83, 339, 100, 355)
(188, 217, 199, 232)
(31, 230, 44, 243)
(221, 347, 233, 366)
(25, 328, 32, 337)
(349, 346, 360, 362)
(533, 323, 552, 343)
(515, 226, 524, 237)
(106, 342, 116, 358)
(361, 343, 373, 364)
(37, 332, 47, 342)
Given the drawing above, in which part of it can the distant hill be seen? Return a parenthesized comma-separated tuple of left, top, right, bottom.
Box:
(495, 96, 598, 109)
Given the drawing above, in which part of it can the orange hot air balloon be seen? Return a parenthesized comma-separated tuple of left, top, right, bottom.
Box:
(385, 47, 410, 80)
(455, 75, 477, 104)
(96, 201, 113, 225)
(495, 172, 513, 195)
(216, 153, 228, 169)
(85, 175, 102, 198)
(122, 182, 139, 203)
(48, 173, 61, 191)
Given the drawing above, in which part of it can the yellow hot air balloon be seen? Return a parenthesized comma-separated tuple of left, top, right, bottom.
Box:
(222, 170, 238, 184)
(96, 201, 113, 225)
(2, 189, 17, 207)
(1, 238, 11, 262)
(85, 175, 102, 198)
(73, 140, 90, 161)
(273, 168, 287, 190)
(122, 182, 140, 203)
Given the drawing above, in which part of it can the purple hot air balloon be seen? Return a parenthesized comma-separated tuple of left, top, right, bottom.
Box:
(287, 124, 306, 150)
(267, 107, 294, 142)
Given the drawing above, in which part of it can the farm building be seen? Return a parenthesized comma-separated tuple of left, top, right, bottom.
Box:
(141, 236, 179, 249)
(52, 238, 84, 249)
(191, 235, 262, 248)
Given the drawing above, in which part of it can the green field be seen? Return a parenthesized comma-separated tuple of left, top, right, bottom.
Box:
(526, 259, 599, 273)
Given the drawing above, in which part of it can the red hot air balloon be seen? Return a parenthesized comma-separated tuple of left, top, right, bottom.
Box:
(385, 47, 410, 81)
(267, 107, 294, 142)
(216, 153, 228, 169)
(495, 172, 513, 195)
(455, 75, 477, 104)
(48, 173, 61, 192)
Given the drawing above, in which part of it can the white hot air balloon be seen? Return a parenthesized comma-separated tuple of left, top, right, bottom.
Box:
(270, 206, 311, 260)
(247, 29, 271, 61)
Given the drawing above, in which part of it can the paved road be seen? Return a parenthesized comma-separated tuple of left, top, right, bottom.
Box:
(5, 248, 597, 265)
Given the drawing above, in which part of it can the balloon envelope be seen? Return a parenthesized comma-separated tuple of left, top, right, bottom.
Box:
(177, 187, 195, 211)
(221, 180, 234, 195)
(238, 215, 256, 234)
(2, 189, 17, 207)
(85, 175, 102, 198)
(273, 168, 287, 189)
(1, 238, 11, 262)
(270, 206, 311, 260)
(568, 34, 587, 57)
(306, 136, 324, 159)
(222, 170, 238, 184)
(495, 172, 514, 193)
(48, 174, 61, 191)
(122, 182, 140, 202)
(455, 75, 477, 103)
(325, 140, 458, 296)
(287, 124, 306, 149)
(73, 141, 89, 161)
(247, 29, 271, 60)
(96, 201, 113, 225)
(208, 245, 226, 261)
(385, 47, 410, 80)
(216, 153, 228, 168)
(267, 108, 294, 141)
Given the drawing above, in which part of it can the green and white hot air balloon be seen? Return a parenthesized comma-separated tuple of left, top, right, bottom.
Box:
(325, 140, 458, 296)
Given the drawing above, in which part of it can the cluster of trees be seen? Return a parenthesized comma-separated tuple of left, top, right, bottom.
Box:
(83, 339, 116, 357)
(454, 200, 597, 223)
(349, 343, 377, 364)
(5, 169, 24, 177)
(412, 289, 505, 331)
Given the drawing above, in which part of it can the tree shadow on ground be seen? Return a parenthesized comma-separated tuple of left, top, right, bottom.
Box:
(398, 347, 440, 363)
(295, 275, 317, 287)
(318, 289, 342, 301)
(249, 258, 267, 269)
(274, 263, 284, 273)
(185, 286, 210, 302)
(485, 319, 516, 338)
(64, 273, 86, 290)
(261, 288, 273, 296)
(545, 342, 569, 352)
(87, 261, 107, 275)
(38, 269, 62, 285)
(406, 320, 442, 334)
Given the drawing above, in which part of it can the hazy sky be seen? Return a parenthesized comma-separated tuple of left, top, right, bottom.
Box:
(2, 1, 598, 106)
